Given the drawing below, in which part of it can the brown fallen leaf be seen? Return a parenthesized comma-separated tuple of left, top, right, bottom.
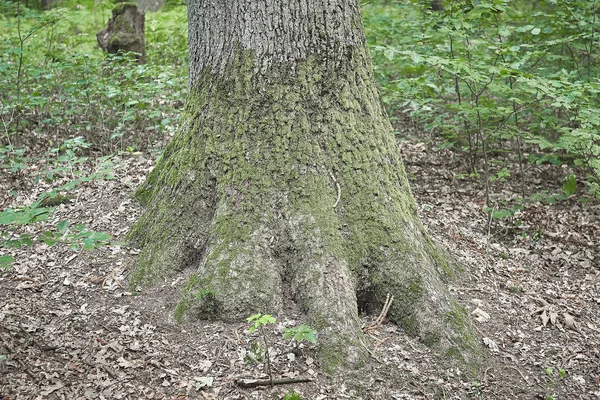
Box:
(472, 307, 491, 323)
(563, 313, 581, 332)
(483, 337, 499, 353)
(541, 310, 549, 327)
(531, 305, 548, 316)
(40, 382, 64, 396)
(549, 311, 558, 326)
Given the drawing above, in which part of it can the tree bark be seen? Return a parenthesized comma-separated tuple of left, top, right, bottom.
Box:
(129, 0, 480, 372)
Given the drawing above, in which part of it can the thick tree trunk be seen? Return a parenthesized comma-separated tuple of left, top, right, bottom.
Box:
(129, 0, 480, 372)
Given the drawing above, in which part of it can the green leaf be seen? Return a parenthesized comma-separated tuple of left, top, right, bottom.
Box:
(57, 220, 69, 233)
(563, 174, 576, 196)
(0, 255, 14, 268)
(42, 237, 57, 246)
(247, 313, 262, 322)
(559, 369, 566, 379)
(0, 209, 17, 225)
(531, 27, 541, 35)
(281, 324, 317, 344)
(489, 208, 515, 219)
(88, 231, 111, 241)
(304, 332, 317, 344)
(410, 51, 421, 64)
(383, 48, 395, 61)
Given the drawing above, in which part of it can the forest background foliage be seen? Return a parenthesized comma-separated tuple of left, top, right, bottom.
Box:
(0, 0, 599, 268)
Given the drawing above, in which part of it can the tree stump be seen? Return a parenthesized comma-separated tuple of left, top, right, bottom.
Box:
(97, 2, 146, 63)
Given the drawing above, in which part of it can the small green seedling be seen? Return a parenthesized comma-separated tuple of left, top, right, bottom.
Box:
(246, 314, 318, 385)
(247, 313, 276, 333)
(281, 324, 317, 345)
(283, 390, 301, 400)
(247, 313, 276, 384)
(543, 367, 567, 400)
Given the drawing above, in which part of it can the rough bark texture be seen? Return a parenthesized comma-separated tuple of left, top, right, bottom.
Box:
(97, 2, 146, 64)
(129, 0, 480, 372)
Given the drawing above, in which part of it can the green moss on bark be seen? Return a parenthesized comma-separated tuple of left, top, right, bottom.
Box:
(444, 301, 485, 373)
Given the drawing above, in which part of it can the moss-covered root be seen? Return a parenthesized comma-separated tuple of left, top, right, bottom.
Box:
(127, 169, 216, 289)
(127, 115, 215, 289)
(175, 205, 284, 321)
(293, 256, 367, 372)
(369, 222, 483, 371)
(285, 210, 368, 372)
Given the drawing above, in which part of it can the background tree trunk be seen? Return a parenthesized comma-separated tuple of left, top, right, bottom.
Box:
(96, 2, 146, 64)
(129, 0, 480, 372)
(40, 0, 59, 10)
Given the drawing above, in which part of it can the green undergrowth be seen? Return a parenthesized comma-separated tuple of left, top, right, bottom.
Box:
(1, 136, 119, 268)
(1, 1, 188, 267)
(0, 0, 187, 154)
(363, 0, 600, 203)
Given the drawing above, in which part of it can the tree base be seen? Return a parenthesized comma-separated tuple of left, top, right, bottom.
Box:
(128, 48, 483, 373)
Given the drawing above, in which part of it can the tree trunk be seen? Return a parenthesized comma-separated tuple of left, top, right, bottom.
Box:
(96, 2, 146, 64)
(129, 0, 480, 372)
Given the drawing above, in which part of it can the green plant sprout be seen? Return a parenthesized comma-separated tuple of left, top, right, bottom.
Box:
(281, 324, 317, 345)
(247, 313, 276, 385)
(0, 146, 27, 173)
(283, 390, 301, 400)
(246, 314, 318, 385)
(543, 366, 567, 400)
(563, 174, 577, 196)
(0, 198, 115, 268)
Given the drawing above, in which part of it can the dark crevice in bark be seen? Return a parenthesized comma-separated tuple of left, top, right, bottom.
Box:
(355, 268, 380, 316)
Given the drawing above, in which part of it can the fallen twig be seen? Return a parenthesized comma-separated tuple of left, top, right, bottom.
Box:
(364, 293, 394, 332)
(374, 337, 391, 349)
(483, 366, 492, 383)
(236, 377, 312, 388)
(506, 365, 529, 383)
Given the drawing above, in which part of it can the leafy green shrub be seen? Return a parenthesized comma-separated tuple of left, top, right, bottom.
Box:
(0, 136, 118, 268)
(0, 198, 114, 268)
(363, 0, 600, 200)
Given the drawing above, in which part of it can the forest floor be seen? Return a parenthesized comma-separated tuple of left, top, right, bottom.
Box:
(1, 124, 599, 400)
